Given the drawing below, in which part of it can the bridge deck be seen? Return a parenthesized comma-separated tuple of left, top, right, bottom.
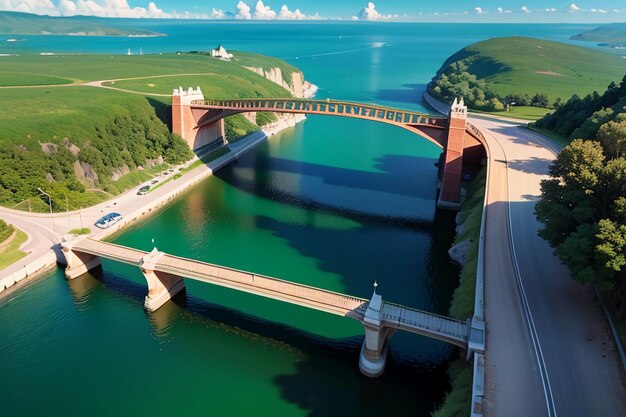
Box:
(73, 238, 468, 347)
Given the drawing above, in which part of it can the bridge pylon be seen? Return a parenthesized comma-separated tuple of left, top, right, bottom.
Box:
(61, 235, 102, 280)
(359, 284, 395, 377)
(139, 248, 186, 312)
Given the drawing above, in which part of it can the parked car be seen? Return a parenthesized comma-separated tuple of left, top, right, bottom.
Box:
(94, 212, 123, 229)
(150, 179, 159, 185)
(137, 185, 150, 195)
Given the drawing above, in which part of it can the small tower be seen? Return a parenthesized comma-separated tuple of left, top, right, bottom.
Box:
(437, 97, 469, 210)
(172, 86, 206, 146)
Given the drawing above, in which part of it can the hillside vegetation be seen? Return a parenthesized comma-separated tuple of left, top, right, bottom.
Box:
(0, 52, 295, 212)
(534, 76, 626, 320)
(428, 37, 625, 117)
(0, 11, 162, 37)
(572, 23, 626, 47)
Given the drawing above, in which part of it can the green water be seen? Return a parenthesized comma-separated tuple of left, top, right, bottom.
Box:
(1, 115, 459, 416)
(2, 21, 591, 416)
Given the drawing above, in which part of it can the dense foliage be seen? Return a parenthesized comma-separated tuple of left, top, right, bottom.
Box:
(535, 77, 626, 317)
(431, 57, 556, 112)
(535, 75, 626, 140)
(428, 37, 625, 114)
(0, 100, 192, 211)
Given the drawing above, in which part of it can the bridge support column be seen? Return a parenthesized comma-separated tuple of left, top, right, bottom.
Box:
(140, 248, 185, 312)
(437, 98, 468, 211)
(359, 284, 393, 377)
(61, 236, 101, 280)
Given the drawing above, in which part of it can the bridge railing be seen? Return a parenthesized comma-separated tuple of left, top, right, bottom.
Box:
(158, 253, 368, 313)
(192, 98, 448, 127)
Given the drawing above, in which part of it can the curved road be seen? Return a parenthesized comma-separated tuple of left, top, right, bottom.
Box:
(473, 116, 626, 417)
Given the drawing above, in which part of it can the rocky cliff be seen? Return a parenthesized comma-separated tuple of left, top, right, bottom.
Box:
(245, 66, 304, 98)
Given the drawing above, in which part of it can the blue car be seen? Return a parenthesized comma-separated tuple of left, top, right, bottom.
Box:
(94, 212, 123, 229)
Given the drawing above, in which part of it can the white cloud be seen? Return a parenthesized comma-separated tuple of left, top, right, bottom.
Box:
(278, 5, 305, 20)
(521, 6, 530, 13)
(568, 3, 580, 12)
(253, 0, 275, 19)
(545, 8, 556, 12)
(475, 7, 483, 14)
(235, 1, 251, 19)
(210, 7, 225, 19)
(590, 8, 607, 13)
(355, 2, 392, 21)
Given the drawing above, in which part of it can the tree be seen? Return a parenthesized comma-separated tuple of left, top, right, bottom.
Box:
(597, 118, 626, 159)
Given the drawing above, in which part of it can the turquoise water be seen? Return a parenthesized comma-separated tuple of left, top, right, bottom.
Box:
(0, 22, 595, 416)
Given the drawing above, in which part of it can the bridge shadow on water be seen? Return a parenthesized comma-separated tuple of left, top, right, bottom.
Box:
(216, 153, 440, 230)
(67, 266, 451, 417)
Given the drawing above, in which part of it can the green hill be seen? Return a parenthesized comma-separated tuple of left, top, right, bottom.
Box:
(572, 23, 626, 47)
(428, 36, 626, 117)
(0, 52, 296, 212)
(0, 11, 162, 37)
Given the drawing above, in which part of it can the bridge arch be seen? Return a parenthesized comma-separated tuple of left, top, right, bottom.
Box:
(172, 88, 487, 210)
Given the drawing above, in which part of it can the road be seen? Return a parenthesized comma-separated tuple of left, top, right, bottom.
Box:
(0, 122, 296, 284)
(473, 116, 626, 417)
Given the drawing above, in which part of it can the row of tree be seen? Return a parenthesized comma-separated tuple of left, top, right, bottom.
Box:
(535, 76, 626, 318)
(429, 60, 554, 111)
(0, 100, 193, 211)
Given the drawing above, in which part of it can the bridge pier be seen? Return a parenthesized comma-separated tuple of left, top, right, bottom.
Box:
(359, 285, 394, 377)
(140, 248, 185, 312)
(61, 236, 101, 280)
(437, 98, 468, 211)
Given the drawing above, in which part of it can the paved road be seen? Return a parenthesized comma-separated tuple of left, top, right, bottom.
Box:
(474, 116, 626, 417)
(0, 123, 294, 282)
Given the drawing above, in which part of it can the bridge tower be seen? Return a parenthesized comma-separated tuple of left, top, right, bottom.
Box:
(359, 283, 395, 377)
(172, 86, 226, 151)
(437, 98, 468, 210)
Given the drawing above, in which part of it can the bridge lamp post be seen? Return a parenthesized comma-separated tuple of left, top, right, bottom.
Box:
(37, 187, 55, 234)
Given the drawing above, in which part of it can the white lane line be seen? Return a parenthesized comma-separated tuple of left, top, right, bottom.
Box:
(481, 124, 557, 417)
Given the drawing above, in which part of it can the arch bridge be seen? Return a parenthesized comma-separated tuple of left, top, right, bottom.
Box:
(172, 88, 487, 210)
(62, 236, 474, 377)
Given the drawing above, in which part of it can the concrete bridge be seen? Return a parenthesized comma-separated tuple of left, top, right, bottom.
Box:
(172, 87, 487, 210)
(61, 236, 471, 377)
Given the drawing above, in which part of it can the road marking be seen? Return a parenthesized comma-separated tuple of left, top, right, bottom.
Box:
(481, 124, 558, 417)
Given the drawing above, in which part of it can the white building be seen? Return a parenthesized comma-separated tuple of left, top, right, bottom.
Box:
(210, 45, 233, 61)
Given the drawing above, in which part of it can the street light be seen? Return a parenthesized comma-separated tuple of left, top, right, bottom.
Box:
(37, 187, 55, 234)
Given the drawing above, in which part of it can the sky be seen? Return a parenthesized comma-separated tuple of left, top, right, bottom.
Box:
(0, 0, 625, 22)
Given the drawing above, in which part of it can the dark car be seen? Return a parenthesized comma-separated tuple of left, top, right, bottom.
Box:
(137, 185, 150, 195)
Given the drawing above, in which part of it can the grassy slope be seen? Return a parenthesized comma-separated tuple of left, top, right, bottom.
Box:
(0, 53, 290, 146)
(432, 169, 486, 417)
(0, 11, 160, 36)
(0, 52, 293, 210)
(435, 36, 625, 103)
(0, 229, 27, 270)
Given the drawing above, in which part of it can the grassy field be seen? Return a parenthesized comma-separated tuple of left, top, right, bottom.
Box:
(0, 229, 27, 270)
(434, 36, 626, 104)
(0, 219, 14, 244)
(0, 53, 296, 89)
(0, 51, 296, 211)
